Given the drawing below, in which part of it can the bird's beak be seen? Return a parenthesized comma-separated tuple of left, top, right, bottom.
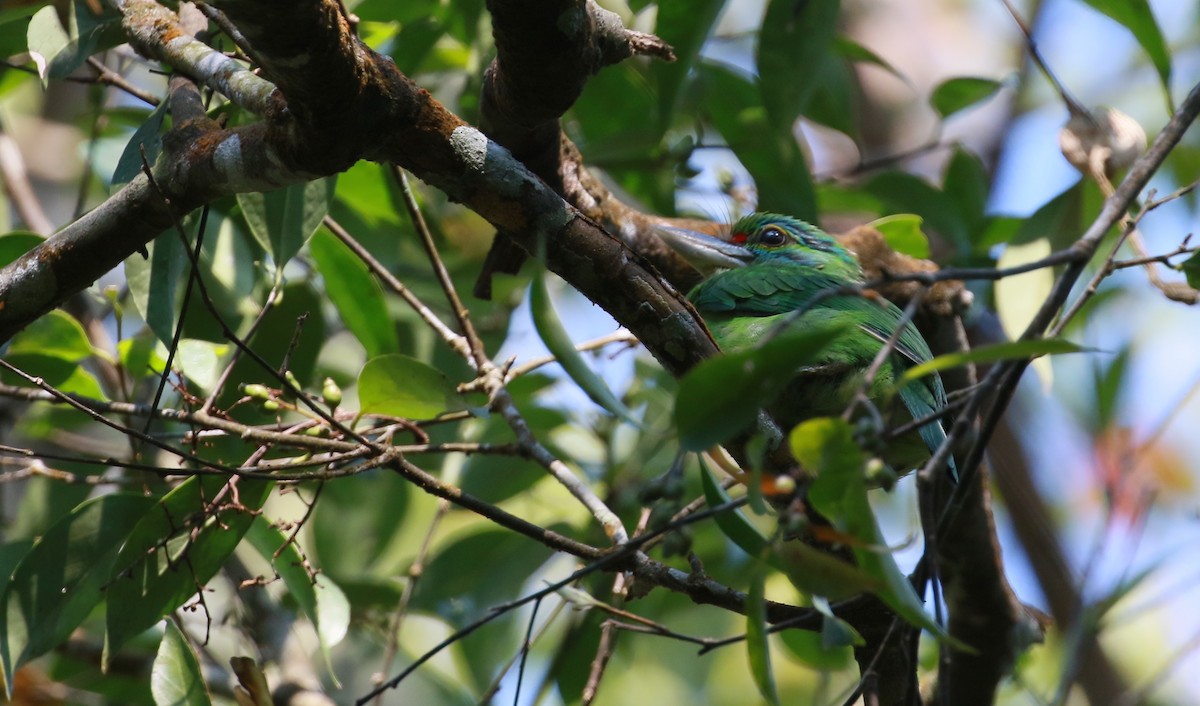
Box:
(656, 225, 753, 272)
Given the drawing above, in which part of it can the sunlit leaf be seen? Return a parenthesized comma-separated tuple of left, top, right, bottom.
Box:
(869, 214, 930, 258)
(358, 353, 465, 420)
(995, 238, 1055, 388)
(151, 621, 212, 706)
(5, 310, 93, 362)
(0, 231, 43, 268)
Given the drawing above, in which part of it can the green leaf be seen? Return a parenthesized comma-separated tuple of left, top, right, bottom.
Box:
(164, 339, 229, 394)
(791, 418, 956, 641)
(5, 309, 93, 361)
(1079, 0, 1171, 104)
(653, 0, 726, 127)
(674, 326, 840, 451)
(238, 178, 335, 272)
(125, 229, 187, 346)
(868, 214, 931, 258)
(1180, 251, 1200, 290)
(901, 338, 1089, 384)
(151, 621, 212, 706)
(930, 77, 1003, 119)
(0, 6, 40, 58)
(746, 568, 782, 706)
(834, 36, 903, 80)
(698, 62, 818, 222)
(309, 227, 399, 358)
(757, 0, 840, 130)
(112, 102, 168, 188)
(865, 171, 967, 246)
(104, 476, 273, 665)
(1013, 181, 1084, 247)
(530, 271, 638, 426)
(25, 6, 68, 82)
(358, 354, 465, 420)
(246, 518, 348, 685)
(1, 494, 155, 691)
(26, 2, 124, 82)
(0, 231, 44, 268)
(699, 461, 769, 556)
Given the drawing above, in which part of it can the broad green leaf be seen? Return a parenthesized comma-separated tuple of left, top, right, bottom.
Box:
(25, 6, 68, 81)
(1013, 181, 1084, 247)
(126, 230, 187, 346)
(0, 6, 40, 58)
(530, 271, 638, 426)
(238, 178, 335, 272)
(930, 77, 1003, 119)
(803, 53, 859, 139)
(869, 214, 930, 258)
(112, 102, 168, 188)
(358, 354, 465, 420)
(104, 476, 273, 665)
(943, 148, 990, 245)
(26, 2, 124, 82)
(159, 339, 229, 394)
(151, 621, 212, 706)
(901, 338, 1088, 384)
(0, 231, 43, 267)
(699, 461, 769, 556)
(674, 326, 840, 451)
(5, 310, 93, 361)
(1079, 0, 1171, 105)
(746, 568, 782, 706)
(1, 494, 154, 691)
(698, 62, 818, 222)
(757, 0, 840, 130)
(834, 36, 903, 80)
(246, 518, 348, 685)
(865, 171, 967, 246)
(792, 418, 955, 641)
(119, 332, 167, 382)
(0, 541, 33, 598)
(309, 227, 399, 358)
(654, 0, 725, 127)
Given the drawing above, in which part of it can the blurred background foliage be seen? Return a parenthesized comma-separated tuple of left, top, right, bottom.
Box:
(1, 0, 1199, 704)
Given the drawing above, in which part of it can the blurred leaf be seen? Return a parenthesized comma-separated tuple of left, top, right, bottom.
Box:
(930, 77, 1002, 118)
(803, 53, 858, 138)
(164, 339, 229, 394)
(654, 0, 725, 127)
(757, 0, 839, 130)
(104, 477, 272, 665)
(901, 338, 1088, 384)
(0, 231, 43, 267)
(995, 238, 1055, 387)
(792, 418, 955, 641)
(869, 214, 930, 258)
(309, 227, 399, 358)
(746, 568, 782, 706)
(675, 326, 839, 451)
(0, 6, 40, 58)
(311, 469, 411, 582)
(975, 215, 1023, 250)
(1091, 345, 1131, 433)
(698, 62, 817, 221)
(699, 461, 768, 556)
(246, 518, 347, 685)
(0, 542, 32, 598)
(126, 228, 187, 346)
(358, 354, 465, 420)
(26, 2, 123, 81)
(5, 310, 93, 361)
(943, 148, 990, 243)
(866, 171, 966, 245)
(112, 103, 167, 188)
(1079, 0, 1171, 103)
(530, 271, 638, 426)
(1013, 181, 1083, 247)
(1181, 251, 1200, 290)
(238, 178, 335, 272)
(151, 621, 212, 706)
(1, 494, 154, 688)
(834, 36, 902, 79)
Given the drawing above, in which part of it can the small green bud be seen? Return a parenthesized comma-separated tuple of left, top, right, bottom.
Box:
(304, 425, 328, 437)
(865, 457, 896, 490)
(321, 377, 342, 408)
(261, 399, 280, 412)
(281, 370, 301, 401)
(243, 383, 271, 400)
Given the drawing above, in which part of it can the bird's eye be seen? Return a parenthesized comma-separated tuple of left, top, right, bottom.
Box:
(759, 226, 787, 246)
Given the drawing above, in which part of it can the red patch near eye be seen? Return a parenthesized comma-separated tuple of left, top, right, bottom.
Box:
(731, 232, 748, 244)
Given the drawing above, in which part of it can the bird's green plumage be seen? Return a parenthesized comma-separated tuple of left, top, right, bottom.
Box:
(679, 213, 956, 480)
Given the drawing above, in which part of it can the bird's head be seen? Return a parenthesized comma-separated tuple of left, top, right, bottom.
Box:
(659, 212, 860, 274)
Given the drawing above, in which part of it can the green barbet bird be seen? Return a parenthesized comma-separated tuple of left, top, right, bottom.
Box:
(662, 212, 956, 481)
